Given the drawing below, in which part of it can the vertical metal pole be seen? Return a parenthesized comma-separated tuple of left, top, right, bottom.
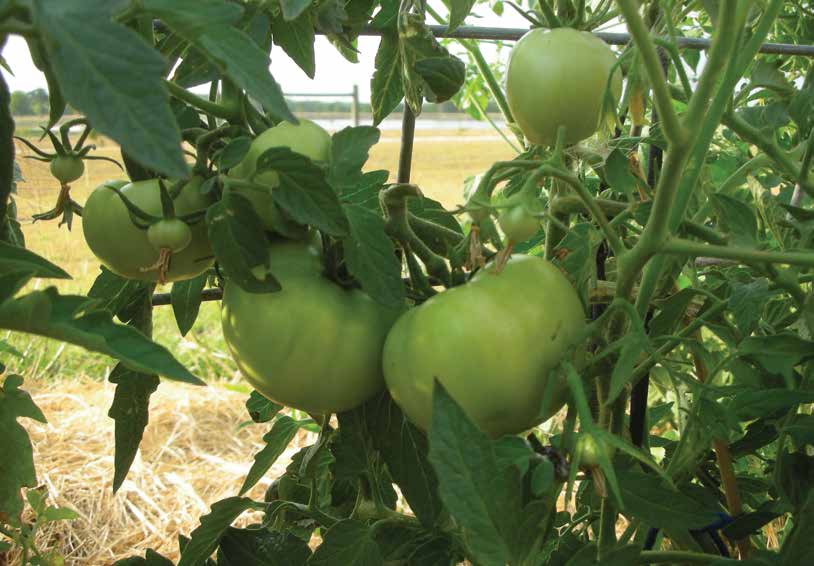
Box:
(397, 106, 416, 183)
(351, 85, 360, 127)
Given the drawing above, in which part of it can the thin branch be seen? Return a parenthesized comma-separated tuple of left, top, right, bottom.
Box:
(616, 0, 686, 146)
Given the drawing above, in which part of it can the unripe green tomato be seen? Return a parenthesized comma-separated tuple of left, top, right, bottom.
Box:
(576, 433, 613, 469)
(221, 240, 402, 414)
(383, 254, 586, 438)
(226, 119, 331, 233)
(506, 28, 622, 147)
(50, 155, 85, 184)
(147, 218, 193, 253)
(82, 178, 213, 282)
(498, 203, 541, 243)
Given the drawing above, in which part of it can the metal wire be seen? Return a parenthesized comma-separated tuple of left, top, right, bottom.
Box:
(358, 24, 814, 57)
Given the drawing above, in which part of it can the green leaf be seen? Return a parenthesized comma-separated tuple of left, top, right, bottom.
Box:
(428, 381, 521, 566)
(448, 0, 476, 32)
(32, 1, 188, 178)
(343, 204, 405, 307)
(780, 490, 814, 565)
(308, 520, 383, 566)
(219, 527, 312, 566)
(738, 334, 814, 381)
(217, 137, 253, 171)
(272, 14, 316, 79)
(206, 192, 281, 293)
(239, 416, 300, 495)
(339, 170, 389, 209)
(728, 278, 771, 335)
(329, 126, 381, 189)
(256, 147, 349, 236)
(414, 56, 466, 102)
(108, 363, 160, 492)
(721, 502, 783, 541)
(0, 242, 70, 279)
(608, 329, 650, 405)
(178, 497, 259, 566)
(601, 149, 637, 199)
(649, 289, 702, 338)
(711, 193, 757, 244)
(144, 1, 294, 122)
(245, 391, 282, 424)
(141, 0, 242, 34)
(0, 374, 47, 520)
(750, 60, 793, 94)
(280, 0, 313, 21)
(87, 268, 150, 323)
(171, 273, 207, 336)
(0, 288, 202, 384)
(112, 549, 175, 566)
(782, 414, 814, 448)
(363, 393, 442, 528)
(728, 388, 814, 421)
(370, 32, 403, 125)
(617, 470, 720, 530)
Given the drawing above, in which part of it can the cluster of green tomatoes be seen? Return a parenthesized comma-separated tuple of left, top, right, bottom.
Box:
(74, 26, 618, 439)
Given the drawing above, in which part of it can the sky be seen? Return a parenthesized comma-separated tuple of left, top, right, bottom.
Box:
(0, 5, 531, 103)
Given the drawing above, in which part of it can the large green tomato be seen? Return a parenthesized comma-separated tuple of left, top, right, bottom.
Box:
(82, 178, 213, 282)
(227, 119, 331, 233)
(221, 240, 401, 414)
(383, 255, 585, 438)
(506, 28, 622, 147)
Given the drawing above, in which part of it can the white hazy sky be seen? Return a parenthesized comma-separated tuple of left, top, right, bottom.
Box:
(1, 5, 531, 102)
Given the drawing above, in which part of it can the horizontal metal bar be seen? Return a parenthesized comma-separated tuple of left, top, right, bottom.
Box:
(151, 287, 222, 306)
(357, 24, 814, 57)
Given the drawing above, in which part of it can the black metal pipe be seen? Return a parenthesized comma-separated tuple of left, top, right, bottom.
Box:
(357, 24, 814, 57)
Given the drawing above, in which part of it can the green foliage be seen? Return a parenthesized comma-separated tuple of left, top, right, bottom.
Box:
(4, 1, 814, 565)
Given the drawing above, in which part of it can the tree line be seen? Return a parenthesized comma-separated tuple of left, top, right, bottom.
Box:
(10, 89, 496, 118)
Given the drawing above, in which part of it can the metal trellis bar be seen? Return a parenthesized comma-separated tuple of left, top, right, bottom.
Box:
(358, 24, 814, 57)
(149, 23, 814, 307)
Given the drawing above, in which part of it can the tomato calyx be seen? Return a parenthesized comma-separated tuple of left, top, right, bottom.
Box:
(16, 118, 124, 229)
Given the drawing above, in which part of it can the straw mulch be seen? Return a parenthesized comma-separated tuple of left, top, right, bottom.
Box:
(9, 378, 315, 565)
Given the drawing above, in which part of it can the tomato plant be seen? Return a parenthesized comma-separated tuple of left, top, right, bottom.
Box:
(221, 239, 400, 414)
(49, 154, 84, 184)
(506, 27, 622, 147)
(82, 178, 213, 283)
(384, 254, 585, 437)
(4, 2, 814, 566)
(226, 119, 331, 234)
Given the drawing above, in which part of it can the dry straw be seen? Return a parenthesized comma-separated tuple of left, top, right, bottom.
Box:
(9, 378, 315, 565)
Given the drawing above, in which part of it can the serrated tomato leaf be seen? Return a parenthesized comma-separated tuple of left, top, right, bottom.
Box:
(32, 1, 188, 178)
(256, 147, 349, 236)
(343, 204, 405, 307)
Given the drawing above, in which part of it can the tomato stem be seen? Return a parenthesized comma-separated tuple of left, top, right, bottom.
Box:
(165, 80, 240, 121)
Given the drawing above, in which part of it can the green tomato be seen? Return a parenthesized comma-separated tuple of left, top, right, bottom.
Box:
(498, 200, 541, 243)
(383, 255, 585, 438)
(506, 28, 622, 147)
(50, 155, 85, 184)
(82, 178, 214, 282)
(147, 218, 193, 253)
(575, 433, 613, 469)
(221, 239, 401, 414)
(226, 119, 331, 233)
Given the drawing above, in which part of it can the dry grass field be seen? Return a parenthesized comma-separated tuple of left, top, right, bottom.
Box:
(4, 124, 515, 564)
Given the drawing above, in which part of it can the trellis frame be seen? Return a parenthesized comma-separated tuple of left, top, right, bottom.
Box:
(150, 24, 814, 306)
